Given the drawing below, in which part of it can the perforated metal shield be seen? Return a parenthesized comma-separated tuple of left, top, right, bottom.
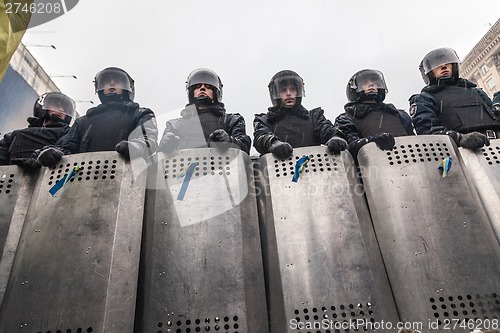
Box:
(0, 166, 39, 306)
(0, 152, 147, 333)
(357, 135, 500, 331)
(139, 148, 268, 333)
(255, 147, 399, 333)
(459, 140, 500, 243)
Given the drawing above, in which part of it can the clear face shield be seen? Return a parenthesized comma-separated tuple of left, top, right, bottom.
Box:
(421, 48, 460, 75)
(95, 69, 133, 93)
(270, 76, 304, 100)
(41, 93, 77, 120)
(354, 70, 387, 93)
(187, 69, 222, 101)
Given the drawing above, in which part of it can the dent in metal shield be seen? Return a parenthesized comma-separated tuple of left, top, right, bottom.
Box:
(139, 148, 268, 333)
(0, 152, 146, 333)
(357, 135, 500, 331)
(255, 147, 399, 333)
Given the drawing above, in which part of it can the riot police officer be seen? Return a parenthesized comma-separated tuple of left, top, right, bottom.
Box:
(335, 69, 414, 157)
(37, 67, 158, 166)
(410, 47, 499, 149)
(0, 92, 76, 167)
(253, 70, 347, 160)
(158, 68, 251, 154)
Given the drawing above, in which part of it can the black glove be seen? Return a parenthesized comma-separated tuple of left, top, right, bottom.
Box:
(326, 136, 348, 154)
(37, 147, 63, 166)
(269, 140, 293, 160)
(208, 129, 231, 142)
(158, 133, 180, 154)
(115, 140, 146, 160)
(369, 133, 395, 150)
(459, 132, 490, 149)
(11, 157, 42, 168)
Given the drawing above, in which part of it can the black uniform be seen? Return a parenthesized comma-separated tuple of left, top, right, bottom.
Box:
(160, 103, 251, 154)
(410, 78, 500, 137)
(335, 102, 414, 156)
(0, 122, 69, 165)
(56, 101, 157, 155)
(253, 104, 342, 154)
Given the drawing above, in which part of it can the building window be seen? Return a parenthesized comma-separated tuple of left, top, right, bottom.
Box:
(487, 77, 496, 90)
(481, 64, 489, 75)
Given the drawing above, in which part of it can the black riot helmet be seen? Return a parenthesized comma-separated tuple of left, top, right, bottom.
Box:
(33, 92, 77, 125)
(186, 68, 223, 104)
(346, 69, 388, 103)
(419, 47, 460, 85)
(492, 91, 500, 108)
(268, 70, 305, 107)
(94, 67, 135, 103)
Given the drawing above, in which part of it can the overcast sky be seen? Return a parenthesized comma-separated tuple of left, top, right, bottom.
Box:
(22, 0, 500, 154)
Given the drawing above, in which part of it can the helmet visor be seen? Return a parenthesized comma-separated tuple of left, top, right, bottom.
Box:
(354, 70, 387, 93)
(271, 76, 304, 100)
(41, 93, 76, 118)
(421, 48, 459, 74)
(95, 68, 133, 92)
(187, 70, 221, 91)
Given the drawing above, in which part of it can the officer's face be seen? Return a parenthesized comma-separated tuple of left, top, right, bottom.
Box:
(431, 63, 453, 79)
(279, 84, 297, 108)
(47, 109, 67, 121)
(193, 83, 214, 100)
(361, 80, 380, 94)
(102, 77, 126, 95)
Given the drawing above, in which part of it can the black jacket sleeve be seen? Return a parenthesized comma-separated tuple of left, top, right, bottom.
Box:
(310, 108, 344, 144)
(253, 113, 277, 155)
(55, 117, 85, 154)
(225, 113, 251, 154)
(130, 107, 158, 156)
(0, 132, 12, 165)
(410, 92, 446, 135)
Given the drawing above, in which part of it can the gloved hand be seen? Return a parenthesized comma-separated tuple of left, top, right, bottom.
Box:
(27, 116, 44, 127)
(326, 136, 348, 154)
(369, 133, 395, 150)
(37, 147, 63, 166)
(158, 133, 180, 154)
(115, 140, 146, 160)
(208, 129, 231, 142)
(459, 132, 490, 149)
(11, 157, 42, 168)
(269, 140, 293, 160)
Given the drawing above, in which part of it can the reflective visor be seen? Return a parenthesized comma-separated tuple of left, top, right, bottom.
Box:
(41, 93, 76, 118)
(354, 70, 387, 92)
(421, 48, 459, 74)
(271, 76, 304, 100)
(95, 68, 132, 92)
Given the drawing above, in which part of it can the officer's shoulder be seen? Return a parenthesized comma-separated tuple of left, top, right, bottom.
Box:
(254, 112, 267, 119)
(309, 107, 325, 117)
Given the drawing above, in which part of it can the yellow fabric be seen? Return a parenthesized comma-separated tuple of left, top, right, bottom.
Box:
(0, 0, 33, 81)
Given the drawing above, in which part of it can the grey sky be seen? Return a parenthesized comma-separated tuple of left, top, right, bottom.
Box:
(23, 0, 500, 154)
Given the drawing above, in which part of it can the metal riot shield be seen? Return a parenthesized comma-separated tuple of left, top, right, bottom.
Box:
(357, 135, 500, 332)
(0, 166, 39, 305)
(255, 146, 399, 333)
(139, 148, 268, 333)
(0, 152, 147, 333)
(459, 139, 500, 243)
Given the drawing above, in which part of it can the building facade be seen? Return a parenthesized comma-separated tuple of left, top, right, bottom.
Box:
(461, 18, 500, 99)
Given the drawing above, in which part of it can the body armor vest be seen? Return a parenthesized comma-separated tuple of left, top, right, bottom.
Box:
(272, 114, 316, 148)
(178, 110, 225, 149)
(80, 108, 136, 153)
(352, 110, 408, 138)
(432, 85, 500, 132)
(8, 126, 67, 160)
